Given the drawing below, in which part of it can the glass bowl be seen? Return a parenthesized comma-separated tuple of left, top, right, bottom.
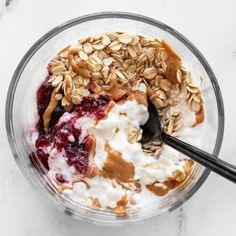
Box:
(5, 12, 224, 226)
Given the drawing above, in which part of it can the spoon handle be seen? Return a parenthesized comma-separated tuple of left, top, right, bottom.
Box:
(160, 133, 236, 183)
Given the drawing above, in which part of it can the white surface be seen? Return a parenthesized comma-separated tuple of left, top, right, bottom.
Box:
(0, 0, 236, 235)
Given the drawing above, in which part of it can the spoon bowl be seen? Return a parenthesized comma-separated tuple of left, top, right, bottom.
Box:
(141, 101, 236, 183)
(141, 101, 162, 143)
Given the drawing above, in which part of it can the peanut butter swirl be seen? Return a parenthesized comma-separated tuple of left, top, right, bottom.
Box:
(102, 142, 135, 183)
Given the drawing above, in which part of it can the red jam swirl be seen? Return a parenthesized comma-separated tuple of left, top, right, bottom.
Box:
(31, 81, 110, 173)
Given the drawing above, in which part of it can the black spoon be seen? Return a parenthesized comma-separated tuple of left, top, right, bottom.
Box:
(141, 102, 236, 183)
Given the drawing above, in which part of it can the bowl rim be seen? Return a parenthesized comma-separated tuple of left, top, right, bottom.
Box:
(5, 11, 225, 223)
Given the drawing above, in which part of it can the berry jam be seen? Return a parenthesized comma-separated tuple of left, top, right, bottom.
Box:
(74, 95, 110, 120)
(55, 173, 68, 184)
(36, 79, 54, 132)
(36, 77, 66, 133)
(32, 82, 110, 174)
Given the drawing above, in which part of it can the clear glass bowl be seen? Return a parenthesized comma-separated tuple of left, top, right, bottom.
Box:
(5, 12, 224, 226)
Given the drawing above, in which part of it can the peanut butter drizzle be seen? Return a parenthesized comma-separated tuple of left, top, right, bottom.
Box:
(73, 179, 91, 189)
(116, 180, 132, 191)
(102, 142, 135, 183)
(43, 90, 58, 131)
(147, 159, 194, 196)
(96, 74, 131, 101)
(89, 81, 102, 94)
(113, 127, 120, 139)
(128, 90, 148, 107)
(90, 197, 101, 209)
(165, 159, 194, 189)
(110, 194, 128, 216)
(106, 83, 131, 101)
(162, 40, 181, 60)
(119, 112, 127, 116)
(146, 182, 169, 196)
(115, 127, 120, 133)
(67, 48, 91, 78)
(147, 177, 183, 196)
(85, 135, 100, 178)
(90, 78, 131, 102)
(162, 40, 181, 84)
(64, 74, 73, 107)
(115, 180, 141, 193)
(106, 100, 116, 113)
(183, 159, 194, 176)
(192, 105, 205, 127)
(164, 178, 181, 190)
(147, 86, 158, 102)
(58, 184, 73, 193)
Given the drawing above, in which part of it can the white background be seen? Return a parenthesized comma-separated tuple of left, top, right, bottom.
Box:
(0, 0, 236, 235)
